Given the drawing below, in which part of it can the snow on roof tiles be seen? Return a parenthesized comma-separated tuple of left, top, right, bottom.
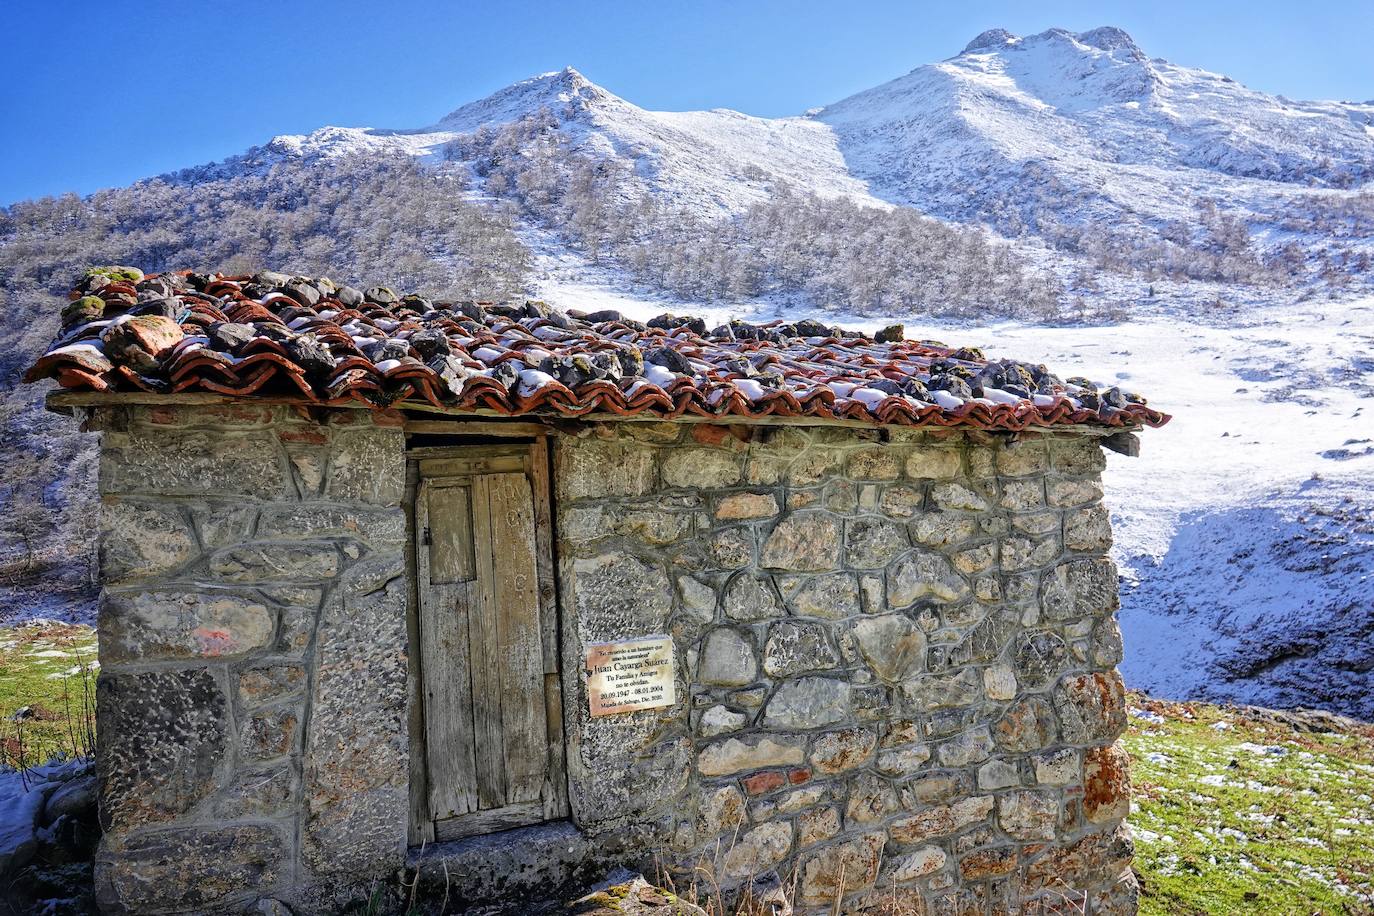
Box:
(24, 268, 1170, 431)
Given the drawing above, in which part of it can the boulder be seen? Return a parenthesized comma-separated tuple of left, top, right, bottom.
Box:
(851, 615, 926, 682)
(760, 513, 842, 571)
(569, 875, 708, 915)
(763, 621, 840, 677)
(763, 677, 851, 730)
(697, 628, 758, 687)
(43, 772, 96, 824)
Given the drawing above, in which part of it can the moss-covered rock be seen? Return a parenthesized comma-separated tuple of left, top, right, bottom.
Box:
(82, 266, 144, 288)
(566, 876, 707, 915)
(61, 295, 107, 327)
(364, 285, 398, 305)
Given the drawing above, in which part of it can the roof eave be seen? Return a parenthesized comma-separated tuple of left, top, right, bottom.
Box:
(44, 389, 1151, 439)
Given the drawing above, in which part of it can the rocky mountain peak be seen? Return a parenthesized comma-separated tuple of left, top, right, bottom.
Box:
(1031, 27, 1147, 65)
(434, 65, 616, 131)
(962, 26, 1146, 63)
(961, 28, 1018, 54)
(542, 65, 595, 92)
(1076, 26, 1143, 56)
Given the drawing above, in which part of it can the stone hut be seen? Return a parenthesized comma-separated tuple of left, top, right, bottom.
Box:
(26, 268, 1169, 915)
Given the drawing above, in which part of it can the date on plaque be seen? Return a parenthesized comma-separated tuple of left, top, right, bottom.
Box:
(585, 635, 676, 717)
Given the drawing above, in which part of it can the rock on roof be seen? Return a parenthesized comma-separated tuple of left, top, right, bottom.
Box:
(24, 268, 1169, 431)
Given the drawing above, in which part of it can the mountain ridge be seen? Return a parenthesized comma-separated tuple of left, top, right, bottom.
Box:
(158, 25, 1372, 294)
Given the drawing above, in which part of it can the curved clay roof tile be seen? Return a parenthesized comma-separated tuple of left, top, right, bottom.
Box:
(25, 267, 1171, 432)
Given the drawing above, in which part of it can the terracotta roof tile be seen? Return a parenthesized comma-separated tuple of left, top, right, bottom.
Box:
(24, 268, 1170, 431)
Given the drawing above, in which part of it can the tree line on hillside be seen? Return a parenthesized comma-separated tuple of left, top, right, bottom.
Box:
(451, 111, 1374, 316)
(0, 155, 530, 600)
(973, 162, 1373, 290)
(449, 113, 1067, 321)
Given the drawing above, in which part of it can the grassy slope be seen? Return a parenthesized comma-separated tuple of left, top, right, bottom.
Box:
(1, 628, 1371, 914)
(1125, 692, 1374, 914)
(0, 620, 96, 769)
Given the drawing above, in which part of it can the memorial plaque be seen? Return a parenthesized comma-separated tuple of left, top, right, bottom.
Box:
(585, 635, 676, 716)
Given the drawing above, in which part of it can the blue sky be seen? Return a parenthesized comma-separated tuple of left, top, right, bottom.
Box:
(2, 0, 1371, 205)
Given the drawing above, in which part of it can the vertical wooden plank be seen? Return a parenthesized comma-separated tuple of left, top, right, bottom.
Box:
(488, 471, 549, 805)
(404, 467, 435, 845)
(542, 672, 568, 820)
(528, 439, 570, 819)
(527, 441, 560, 676)
(467, 475, 509, 809)
(416, 480, 480, 819)
(426, 484, 474, 583)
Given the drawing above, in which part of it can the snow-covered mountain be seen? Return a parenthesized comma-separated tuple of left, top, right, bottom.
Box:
(437, 68, 877, 214)
(195, 27, 1373, 259)
(185, 66, 877, 217)
(815, 27, 1374, 235)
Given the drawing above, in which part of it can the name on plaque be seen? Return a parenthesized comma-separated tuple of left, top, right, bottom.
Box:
(585, 635, 676, 717)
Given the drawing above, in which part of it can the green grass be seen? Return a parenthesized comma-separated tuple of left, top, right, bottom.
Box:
(1125, 692, 1374, 915)
(0, 620, 97, 769)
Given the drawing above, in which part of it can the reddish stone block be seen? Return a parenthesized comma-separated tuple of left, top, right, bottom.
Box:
(277, 428, 329, 445)
(959, 845, 1017, 880)
(1055, 671, 1127, 744)
(742, 770, 786, 796)
(691, 424, 733, 446)
(1083, 742, 1131, 824)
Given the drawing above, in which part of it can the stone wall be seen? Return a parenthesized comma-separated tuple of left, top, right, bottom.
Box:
(90, 404, 410, 914)
(555, 422, 1136, 914)
(86, 406, 1136, 914)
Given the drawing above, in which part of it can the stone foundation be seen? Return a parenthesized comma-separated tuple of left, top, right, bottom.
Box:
(87, 406, 1135, 914)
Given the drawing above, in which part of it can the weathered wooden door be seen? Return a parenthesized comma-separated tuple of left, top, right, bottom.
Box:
(409, 443, 567, 842)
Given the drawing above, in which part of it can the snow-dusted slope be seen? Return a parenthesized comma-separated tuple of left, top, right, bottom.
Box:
(441, 68, 878, 214)
(183, 68, 878, 217)
(178, 28, 1374, 276)
(814, 27, 1374, 230)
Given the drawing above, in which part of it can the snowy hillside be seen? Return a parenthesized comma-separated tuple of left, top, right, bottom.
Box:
(175, 26, 1374, 302)
(181, 67, 878, 218)
(816, 26, 1374, 231)
(437, 68, 877, 214)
